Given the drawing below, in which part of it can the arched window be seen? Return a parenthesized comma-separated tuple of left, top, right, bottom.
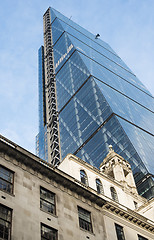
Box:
(96, 179, 103, 194)
(80, 170, 88, 185)
(110, 187, 118, 202)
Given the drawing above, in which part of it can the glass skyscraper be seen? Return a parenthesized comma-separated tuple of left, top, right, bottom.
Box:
(36, 7, 154, 199)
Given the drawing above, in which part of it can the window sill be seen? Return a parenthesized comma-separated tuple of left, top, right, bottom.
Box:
(79, 227, 95, 236)
(40, 208, 58, 218)
(0, 189, 15, 197)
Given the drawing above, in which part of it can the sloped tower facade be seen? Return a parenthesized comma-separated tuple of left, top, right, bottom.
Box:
(37, 7, 154, 199)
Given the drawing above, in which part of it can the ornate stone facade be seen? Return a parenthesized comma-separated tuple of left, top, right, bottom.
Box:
(0, 135, 153, 239)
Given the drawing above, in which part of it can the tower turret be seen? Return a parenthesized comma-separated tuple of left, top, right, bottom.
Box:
(100, 145, 138, 194)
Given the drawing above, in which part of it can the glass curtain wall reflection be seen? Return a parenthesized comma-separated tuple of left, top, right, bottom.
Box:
(36, 46, 48, 161)
(36, 7, 154, 199)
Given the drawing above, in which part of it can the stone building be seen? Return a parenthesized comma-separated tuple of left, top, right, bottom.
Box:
(0, 134, 153, 239)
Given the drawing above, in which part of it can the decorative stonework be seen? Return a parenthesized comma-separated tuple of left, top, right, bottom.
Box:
(104, 203, 154, 233)
(100, 146, 138, 194)
(0, 135, 153, 239)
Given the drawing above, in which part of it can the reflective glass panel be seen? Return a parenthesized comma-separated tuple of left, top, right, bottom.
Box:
(37, 47, 48, 161)
(76, 115, 144, 173)
(68, 33, 136, 81)
(78, 51, 152, 96)
(94, 78, 154, 134)
(59, 77, 112, 159)
(51, 8, 116, 55)
(50, 8, 57, 23)
(57, 19, 126, 67)
(55, 51, 90, 111)
(53, 33, 75, 73)
(118, 116, 154, 173)
(51, 18, 64, 45)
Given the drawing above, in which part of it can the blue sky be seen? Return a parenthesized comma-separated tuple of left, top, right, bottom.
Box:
(0, 0, 153, 154)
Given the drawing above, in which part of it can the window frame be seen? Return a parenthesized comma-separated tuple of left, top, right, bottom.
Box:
(0, 165, 14, 194)
(0, 204, 12, 240)
(110, 186, 118, 202)
(40, 187, 56, 215)
(41, 223, 58, 240)
(80, 170, 88, 186)
(115, 223, 125, 240)
(96, 178, 103, 194)
(78, 206, 93, 233)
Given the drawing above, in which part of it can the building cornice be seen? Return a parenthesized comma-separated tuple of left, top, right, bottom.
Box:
(0, 135, 106, 208)
(0, 135, 153, 233)
(137, 198, 154, 212)
(103, 202, 154, 233)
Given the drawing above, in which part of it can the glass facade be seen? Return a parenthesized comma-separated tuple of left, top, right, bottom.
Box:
(37, 7, 154, 199)
(36, 46, 48, 161)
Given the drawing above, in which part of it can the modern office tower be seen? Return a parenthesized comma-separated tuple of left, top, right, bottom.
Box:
(36, 7, 154, 199)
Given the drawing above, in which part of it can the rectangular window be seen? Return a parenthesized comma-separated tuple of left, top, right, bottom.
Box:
(138, 235, 148, 240)
(78, 206, 92, 232)
(40, 187, 56, 215)
(0, 204, 12, 240)
(41, 223, 57, 240)
(0, 165, 14, 194)
(115, 223, 125, 240)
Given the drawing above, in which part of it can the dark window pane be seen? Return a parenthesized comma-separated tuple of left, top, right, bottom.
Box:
(40, 187, 56, 215)
(0, 166, 13, 194)
(80, 170, 88, 185)
(78, 206, 92, 232)
(111, 187, 118, 202)
(96, 179, 103, 194)
(41, 224, 57, 240)
(115, 224, 125, 240)
(0, 204, 12, 240)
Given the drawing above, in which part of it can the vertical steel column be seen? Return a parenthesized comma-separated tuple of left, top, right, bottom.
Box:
(43, 8, 61, 165)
